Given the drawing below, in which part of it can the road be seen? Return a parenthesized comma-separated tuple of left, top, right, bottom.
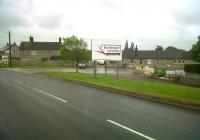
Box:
(0, 69, 200, 140)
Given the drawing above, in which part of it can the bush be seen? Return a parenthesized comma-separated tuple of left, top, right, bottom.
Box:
(121, 62, 128, 68)
(41, 57, 48, 62)
(50, 56, 60, 60)
(184, 64, 200, 74)
(154, 67, 166, 77)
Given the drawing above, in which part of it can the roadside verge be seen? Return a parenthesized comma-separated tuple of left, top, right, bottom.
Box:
(41, 72, 200, 111)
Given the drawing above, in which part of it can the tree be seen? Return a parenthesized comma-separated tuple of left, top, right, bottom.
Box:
(130, 42, 134, 63)
(130, 42, 134, 50)
(60, 35, 90, 72)
(155, 45, 163, 51)
(124, 40, 129, 50)
(191, 35, 200, 62)
(165, 46, 178, 51)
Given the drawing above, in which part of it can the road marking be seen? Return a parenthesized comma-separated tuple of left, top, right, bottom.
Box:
(33, 88, 67, 103)
(14, 80, 23, 85)
(107, 120, 156, 140)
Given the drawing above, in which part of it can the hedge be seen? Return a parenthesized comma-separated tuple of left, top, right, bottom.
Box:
(184, 64, 200, 74)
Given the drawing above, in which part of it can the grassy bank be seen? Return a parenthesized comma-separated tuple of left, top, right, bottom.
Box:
(44, 72, 200, 106)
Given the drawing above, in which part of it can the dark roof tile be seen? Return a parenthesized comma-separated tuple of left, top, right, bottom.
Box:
(0, 44, 19, 51)
(20, 42, 61, 50)
(123, 50, 191, 59)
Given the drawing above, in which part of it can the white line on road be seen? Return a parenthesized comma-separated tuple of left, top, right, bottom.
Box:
(107, 120, 156, 140)
(14, 80, 23, 85)
(33, 88, 67, 103)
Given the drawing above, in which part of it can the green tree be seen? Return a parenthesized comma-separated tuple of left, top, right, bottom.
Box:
(124, 40, 129, 50)
(130, 42, 134, 63)
(155, 45, 163, 51)
(130, 42, 134, 50)
(165, 46, 178, 51)
(60, 35, 90, 72)
(191, 35, 200, 62)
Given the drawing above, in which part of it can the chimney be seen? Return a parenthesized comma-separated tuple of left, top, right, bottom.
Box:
(59, 37, 61, 43)
(30, 35, 33, 43)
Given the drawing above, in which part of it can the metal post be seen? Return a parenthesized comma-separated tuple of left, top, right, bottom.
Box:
(8, 31, 12, 68)
(117, 61, 119, 79)
(105, 61, 107, 78)
(91, 39, 96, 78)
(94, 60, 96, 78)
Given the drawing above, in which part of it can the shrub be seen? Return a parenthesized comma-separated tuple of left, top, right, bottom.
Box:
(41, 57, 48, 62)
(184, 64, 200, 74)
(154, 67, 166, 77)
(50, 56, 60, 60)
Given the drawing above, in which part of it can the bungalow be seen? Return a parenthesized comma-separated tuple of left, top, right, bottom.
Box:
(123, 49, 196, 69)
(20, 36, 61, 61)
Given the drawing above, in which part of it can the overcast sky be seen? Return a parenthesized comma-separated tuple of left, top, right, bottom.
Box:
(0, 0, 200, 50)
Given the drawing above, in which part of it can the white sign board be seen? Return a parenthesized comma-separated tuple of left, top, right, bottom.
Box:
(166, 70, 176, 75)
(92, 43, 122, 61)
(144, 67, 154, 73)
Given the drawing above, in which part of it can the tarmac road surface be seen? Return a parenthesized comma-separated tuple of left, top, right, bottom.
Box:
(0, 69, 200, 140)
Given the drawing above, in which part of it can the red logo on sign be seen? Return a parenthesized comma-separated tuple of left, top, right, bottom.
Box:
(95, 46, 107, 56)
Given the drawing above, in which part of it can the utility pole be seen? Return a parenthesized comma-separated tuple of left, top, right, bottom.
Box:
(8, 31, 12, 68)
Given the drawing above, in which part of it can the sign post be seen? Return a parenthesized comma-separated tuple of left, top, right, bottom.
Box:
(117, 62, 119, 79)
(92, 40, 123, 79)
(93, 60, 96, 78)
(105, 61, 107, 78)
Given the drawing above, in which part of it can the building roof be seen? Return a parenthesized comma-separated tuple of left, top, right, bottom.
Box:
(20, 42, 61, 50)
(0, 44, 19, 52)
(0, 51, 4, 55)
(123, 50, 191, 59)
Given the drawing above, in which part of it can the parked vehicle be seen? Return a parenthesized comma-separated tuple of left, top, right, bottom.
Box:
(78, 61, 87, 68)
(96, 60, 105, 65)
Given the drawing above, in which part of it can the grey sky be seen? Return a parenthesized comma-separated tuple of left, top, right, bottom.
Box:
(0, 0, 200, 50)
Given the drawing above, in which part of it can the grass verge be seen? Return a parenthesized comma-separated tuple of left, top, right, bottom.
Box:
(13, 65, 63, 69)
(43, 72, 200, 108)
(0, 64, 9, 68)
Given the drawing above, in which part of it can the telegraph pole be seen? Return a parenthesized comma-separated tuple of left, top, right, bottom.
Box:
(8, 31, 12, 68)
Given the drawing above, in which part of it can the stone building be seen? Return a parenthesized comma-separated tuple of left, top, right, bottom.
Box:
(20, 36, 61, 61)
(0, 43, 20, 64)
(123, 49, 196, 69)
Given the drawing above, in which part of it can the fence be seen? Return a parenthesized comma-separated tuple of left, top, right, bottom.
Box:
(177, 77, 200, 87)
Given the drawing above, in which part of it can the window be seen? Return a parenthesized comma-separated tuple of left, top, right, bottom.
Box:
(31, 50, 37, 56)
(147, 59, 151, 65)
(157, 59, 160, 64)
(174, 60, 176, 64)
